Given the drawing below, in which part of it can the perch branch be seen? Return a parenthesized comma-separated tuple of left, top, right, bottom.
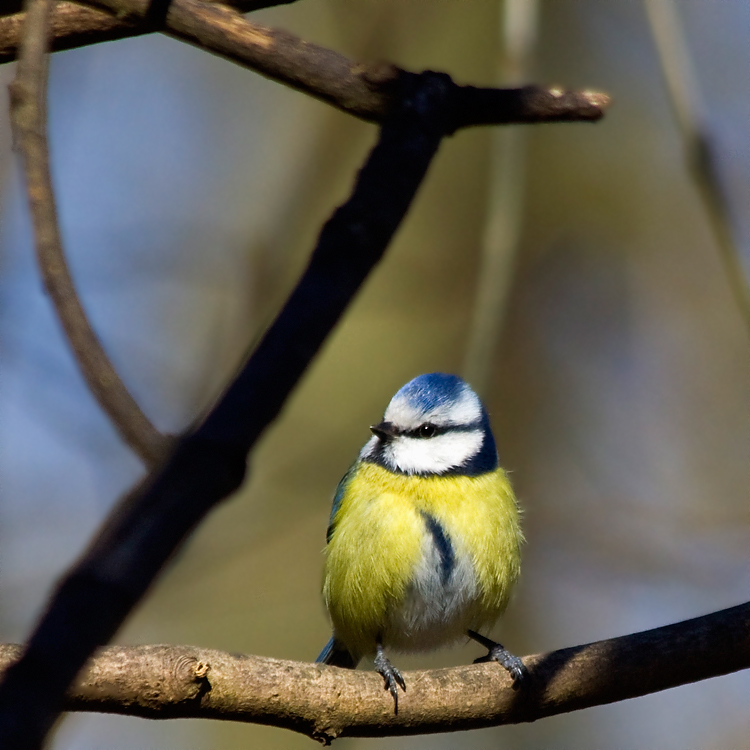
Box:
(0, 70, 455, 750)
(8, 0, 169, 465)
(1, 0, 610, 127)
(1, 601, 749, 743)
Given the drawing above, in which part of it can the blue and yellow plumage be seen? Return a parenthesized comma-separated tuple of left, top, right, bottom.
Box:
(317, 373, 525, 704)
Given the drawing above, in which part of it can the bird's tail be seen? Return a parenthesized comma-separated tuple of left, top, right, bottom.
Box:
(316, 636, 358, 669)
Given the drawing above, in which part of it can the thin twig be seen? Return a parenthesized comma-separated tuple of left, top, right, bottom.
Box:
(1, 0, 610, 127)
(464, 0, 539, 395)
(0, 600, 749, 742)
(0, 0, 297, 61)
(0, 70, 455, 750)
(8, 0, 169, 465)
(643, 0, 750, 334)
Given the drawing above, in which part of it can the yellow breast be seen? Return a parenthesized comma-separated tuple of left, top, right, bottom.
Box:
(323, 462, 522, 660)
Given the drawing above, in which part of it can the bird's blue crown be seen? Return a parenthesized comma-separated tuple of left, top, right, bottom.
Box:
(395, 373, 469, 418)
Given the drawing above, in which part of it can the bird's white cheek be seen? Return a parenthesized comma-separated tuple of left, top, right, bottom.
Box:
(385, 431, 483, 474)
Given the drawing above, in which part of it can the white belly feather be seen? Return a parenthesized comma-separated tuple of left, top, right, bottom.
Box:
(382, 521, 481, 652)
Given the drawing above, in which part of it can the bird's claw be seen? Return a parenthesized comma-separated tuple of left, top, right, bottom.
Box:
(374, 646, 406, 712)
(488, 646, 527, 684)
(469, 630, 527, 688)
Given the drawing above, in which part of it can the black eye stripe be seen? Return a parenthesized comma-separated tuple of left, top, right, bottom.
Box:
(399, 422, 482, 439)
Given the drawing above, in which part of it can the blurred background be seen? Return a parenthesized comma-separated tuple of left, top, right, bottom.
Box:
(1, 0, 750, 747)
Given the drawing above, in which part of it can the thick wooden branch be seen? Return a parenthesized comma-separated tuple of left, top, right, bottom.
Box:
(1, 601, 748, 743)
(0, 70, 455, 750)
(0, 0, 610, 127)
(8, 0, 170, 465)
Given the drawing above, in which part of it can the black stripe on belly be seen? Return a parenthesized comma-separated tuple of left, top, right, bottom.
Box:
(420, 512, 455, 585)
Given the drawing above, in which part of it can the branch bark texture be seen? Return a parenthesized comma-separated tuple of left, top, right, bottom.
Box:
(1, 601, 748, 743)
(0, 0, 610, 127)
(0, 70, 454, 750)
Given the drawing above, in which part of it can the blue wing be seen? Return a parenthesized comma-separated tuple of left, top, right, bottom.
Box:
(326, 464, 356, 544)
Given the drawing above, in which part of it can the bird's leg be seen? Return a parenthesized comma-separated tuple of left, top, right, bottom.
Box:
(374, 642, 406, 713)
(468, 629, 527, 686)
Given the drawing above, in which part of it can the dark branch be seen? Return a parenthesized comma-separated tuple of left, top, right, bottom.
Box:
(0, 0, 610, 126)
(450, 84, 609, 128)
(1, 601, 749, 743)
(0, 70, 454, 750)
(8, 0, 169, 465)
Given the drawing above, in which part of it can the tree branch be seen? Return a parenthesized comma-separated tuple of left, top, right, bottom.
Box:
(0, 0, 610, 127)
(0, 601, 748, 743)
(0, 0, 297, 60)
(0, 69, 456, 750)
(8, 0, 170, 465)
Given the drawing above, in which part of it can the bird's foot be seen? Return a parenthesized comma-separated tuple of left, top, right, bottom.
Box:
(468, 629, 527, 687)
(374, 644, 406, 713)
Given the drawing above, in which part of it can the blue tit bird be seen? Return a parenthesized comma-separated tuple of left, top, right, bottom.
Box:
(316, 372, 525, 707)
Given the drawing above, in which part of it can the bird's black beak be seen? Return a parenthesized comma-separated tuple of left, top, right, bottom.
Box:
(370, 421, 397, 441)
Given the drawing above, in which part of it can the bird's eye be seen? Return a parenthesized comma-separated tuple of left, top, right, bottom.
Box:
(418, 423, 437, 438)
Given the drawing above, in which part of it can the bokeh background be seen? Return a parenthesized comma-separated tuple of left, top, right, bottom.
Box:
(1, 1, 750, 747)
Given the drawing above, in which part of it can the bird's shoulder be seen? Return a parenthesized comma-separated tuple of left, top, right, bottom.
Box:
(326, 463, 358, 543)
